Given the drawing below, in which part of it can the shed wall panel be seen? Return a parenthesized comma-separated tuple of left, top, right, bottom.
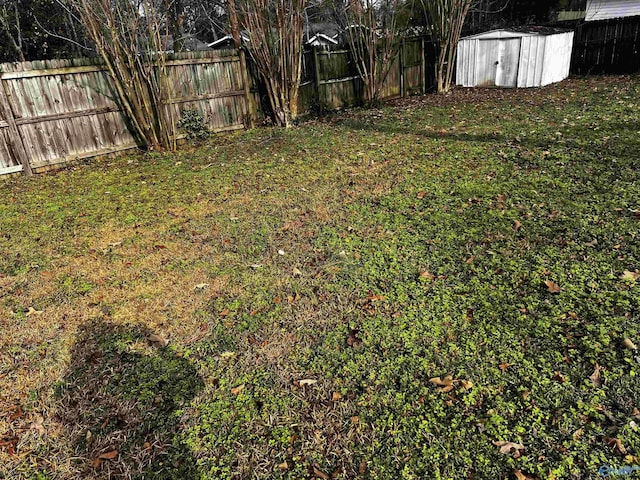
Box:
(517, 35, 546, 87)
(456, 39, 478, 87)
(541, 32, 574, 85)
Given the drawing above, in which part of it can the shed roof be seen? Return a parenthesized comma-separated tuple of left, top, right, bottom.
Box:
(207, 33, 250, 48)
(461, 26, 573, 40)
(305, 33, 338, 45)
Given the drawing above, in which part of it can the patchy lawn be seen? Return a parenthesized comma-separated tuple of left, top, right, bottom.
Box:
(1, 76, 639, 480)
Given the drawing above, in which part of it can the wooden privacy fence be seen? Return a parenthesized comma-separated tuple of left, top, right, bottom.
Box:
(0, 50, 253, 176)
(297, 37, 435, 113)
(0, 39, 436, 176)
(571, 16, 640, 74)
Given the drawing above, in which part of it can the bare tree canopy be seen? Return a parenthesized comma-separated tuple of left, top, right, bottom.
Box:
(237, 0, 306, 127)
(0, 0, 91, 62)
(336, 0, 409, 105)
(70, 0, 177, 150)
(420, 0, 473, 93)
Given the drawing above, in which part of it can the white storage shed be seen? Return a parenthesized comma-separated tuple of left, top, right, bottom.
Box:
(456, 27, 574, 88)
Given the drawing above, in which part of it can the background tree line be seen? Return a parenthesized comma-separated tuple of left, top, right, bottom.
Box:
(0, 0, 561, 64)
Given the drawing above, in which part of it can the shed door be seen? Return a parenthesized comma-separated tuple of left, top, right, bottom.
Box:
(476, 39, 501, 86)
(495, 38, 521, 87)
(475, 37, 522, 87)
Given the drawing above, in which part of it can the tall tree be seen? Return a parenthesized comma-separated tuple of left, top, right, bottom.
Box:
(70, 0, 177, 150)
(0, 0, 90, 62)
(340, 0, 407, 106)
(420, 0, 473, 93)
(0, 0, 26, 61)
(237, 0, 306, 127)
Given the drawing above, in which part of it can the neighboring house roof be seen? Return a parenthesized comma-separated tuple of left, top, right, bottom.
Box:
(160, 35, 211, 52)
(207, 33, 250, 48)
(586, 0, 640, 20)
(305, 33, 338, 46)
(556, 10, 587, 21)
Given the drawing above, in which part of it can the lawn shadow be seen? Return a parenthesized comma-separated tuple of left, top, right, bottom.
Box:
(56, 319, 203, 479)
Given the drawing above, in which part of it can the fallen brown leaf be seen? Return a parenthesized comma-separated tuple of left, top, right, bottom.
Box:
(8, 405, 24, 422)
(499, 362, 511, 372)
(298, 379, 317, 386)
(0, 437, 17, 455)
(367, 293, 385, 301)
(620, 270, 640, 281)
(30, 415, 45, 435)
(493, 440, 525, 457)
(429, 376, 453, 386)
(230, 384, 245, 395)
(312, 464, 329, 479)
(589, 363, 602, 387)
(429, 376, 454, 392)
(92, 450, 118, 468)
(604, 437, 627, 455)
(98, 450, 119, 460)
(514, 470, 535, 480)
(25, 306, 43, 316)
(278, 461, 289, 470)
(419, 269, 435, 281)
(332, 392, 342, 401)
(346, 330, 362, 348)
(544, 280, 562, 293)
(553, 371, 567, 383)
(460, 380, 474, 390)
(147, 333, 169, 347)
(514, 220, 522, 231)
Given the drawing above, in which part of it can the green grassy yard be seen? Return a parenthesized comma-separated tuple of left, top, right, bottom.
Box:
(1, 76, 639, 480)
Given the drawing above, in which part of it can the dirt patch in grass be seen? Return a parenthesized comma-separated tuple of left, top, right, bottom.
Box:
(1, 75, 640, 479)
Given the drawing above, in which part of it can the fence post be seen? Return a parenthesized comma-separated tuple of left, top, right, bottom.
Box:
(399, 39, 405, 98)
(0, 78, 32, 176)
(420, 37, 426, 94)
(239, 48, 257, 128)
(312, 46, 323, 112)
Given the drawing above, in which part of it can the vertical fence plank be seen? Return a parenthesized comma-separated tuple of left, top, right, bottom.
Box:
(312, 46, 323, 112)
(421, 37, 426, 94)
(239, 49, 256, 127)
(399, 40, 405, 98)
(0, 78, 31, 175)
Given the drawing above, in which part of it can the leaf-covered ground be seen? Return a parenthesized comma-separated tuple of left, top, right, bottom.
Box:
(1, 76, 639, 480)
